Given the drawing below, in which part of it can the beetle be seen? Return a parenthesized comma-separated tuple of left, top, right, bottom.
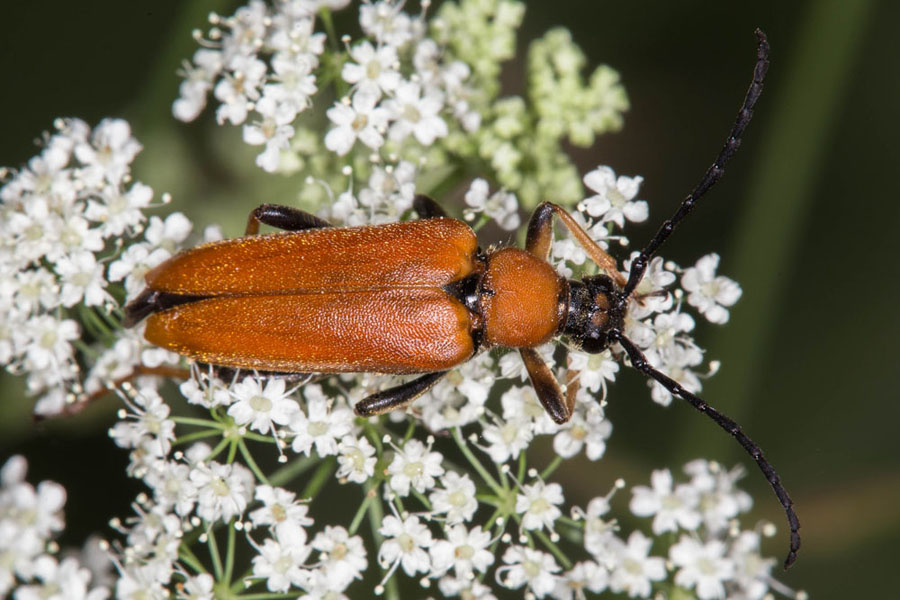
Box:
(124, 30, 799, 567)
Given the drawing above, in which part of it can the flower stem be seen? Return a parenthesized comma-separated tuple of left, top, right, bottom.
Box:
(238, 439, 270, 486)
(452, 427, 503, 494)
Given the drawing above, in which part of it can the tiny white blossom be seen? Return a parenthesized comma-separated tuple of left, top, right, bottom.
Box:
(429, 471, 478, 524)
(377, 515, 433, 576)
(681, 253, 742, 324)
(670, 536, 735, 600)
(383, 81, 448, 146)
(387, 438, 445, 497)
(54, 251, 111, 307)
(608, 531, 666, 598)
(630, 468, 701, 534)
(312, 526, 368, 590)
(289, 386, 353, 456)
(190, 461, 254, 522)
(248, 485, 313, 534)
(342, 41, 401, 97)
(497, 545, 560, 598)
(251, 522, 312, 593)
(324, 89, 390, 155)
(336, 435, 377, 484)
(552, 561, 609, 600)
(516, 480, 564, 532)
(581, 166, 648, 228)
(429, 524, 494, 579)
(228, 376, 300, 434)
(463, 178, 521, 230)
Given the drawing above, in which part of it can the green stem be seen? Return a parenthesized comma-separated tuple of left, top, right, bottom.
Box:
(269, 455, 318, 488)
(534, 529, 573, 570)
(238, 439, 270, 485)
(178, 543, 207, 575)
(349, 481, 379, 535)
(172, 416, 224, 429)
(224, 519, 236, 585)
(367, 492, 399, 600)
(175, 429, 222, 446)
(539, 455, 563, 480)
(206, 525, 224, 581)
(300, 457, 336, 499)
(452, 427, 503, 494)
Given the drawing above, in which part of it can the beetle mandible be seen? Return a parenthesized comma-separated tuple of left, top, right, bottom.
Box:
(124, 29, 799, 568)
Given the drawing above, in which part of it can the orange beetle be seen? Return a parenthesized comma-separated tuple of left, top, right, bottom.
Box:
(125, 30, 799, 568)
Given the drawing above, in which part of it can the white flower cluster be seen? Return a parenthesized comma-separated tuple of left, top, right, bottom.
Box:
(0, 119, 160, 415)
(0, 455, 110, 599)
(0, 1, 802, 599)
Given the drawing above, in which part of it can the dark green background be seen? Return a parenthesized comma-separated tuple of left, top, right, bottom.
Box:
(1, 1, 896, 597)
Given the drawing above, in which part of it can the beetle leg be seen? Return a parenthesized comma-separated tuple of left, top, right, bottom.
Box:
(412, 194, 448, 219)
(526, 202, 626, 287)
(245, 204, 334, 235)
(353, 371, 447, 417)
(520, 348, 571, 424)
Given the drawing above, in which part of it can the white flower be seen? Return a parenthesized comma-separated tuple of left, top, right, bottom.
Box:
(311, 526, 367, 590)
(143, 460, 197, 518)
(630, 469, 701, 534)
(324, 89, 390, 155)
(581, 166, 648, 228)
(387, 438, 445, 497)
(214, 55, 267, 126)
(728, 531, 774, 600)
(684, 460, 752, 533)
(670, 536, 735, 600)
(251, 522, 312, 593)
(377, 515, 433, 576)
(429, 471, 478, 525)
(336, 435, 377, 484)
(482, 415, 533, 464)
(552, 405, 612, 461)
(190, 461, 254, 522)
(608, 531, 666, 598)
(54, 251, 111, 307)
(582, 496, 617, 560)
(17, 315, 78, 372)
(289, 386, 353, 456)
(248, 485, 313, 534)
(681, 253, 742, 324)
(496, 545, 560, 598)
(342, 41, 401, 97)
(429, 525, 494, 579)
(463, 178, 521, 230)
(84, 181, 152, 238)
(552, 561, 609, 600)
(516, 480, 564, 532)
(15, 555, 108, 600)
(228, 376, 300, 434)
(359, 1, 414, 47)
(74, 118, 142, 187)
(383, 81, 448, 146)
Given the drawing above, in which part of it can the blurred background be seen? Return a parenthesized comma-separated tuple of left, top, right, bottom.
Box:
(1, 0, 896, 597)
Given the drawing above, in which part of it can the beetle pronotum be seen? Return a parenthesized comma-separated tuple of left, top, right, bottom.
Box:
(125, 29, 799, 567)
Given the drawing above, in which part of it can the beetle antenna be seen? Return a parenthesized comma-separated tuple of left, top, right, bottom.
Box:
(623, 29, 770, 298)
(609, 330, 800, 569)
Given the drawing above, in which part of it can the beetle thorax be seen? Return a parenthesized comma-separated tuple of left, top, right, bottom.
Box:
(480, 248, 567, 348)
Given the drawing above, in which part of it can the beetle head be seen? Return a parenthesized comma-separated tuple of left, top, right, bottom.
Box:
(564, 274, 626, 353)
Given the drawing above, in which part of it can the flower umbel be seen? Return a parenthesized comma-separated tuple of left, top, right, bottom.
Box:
(0, 2, 807, 600)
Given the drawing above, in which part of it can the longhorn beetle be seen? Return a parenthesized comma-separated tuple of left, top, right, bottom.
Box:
(125, 29, 800, 568)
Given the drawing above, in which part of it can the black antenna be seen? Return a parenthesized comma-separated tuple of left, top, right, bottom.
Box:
(610, 330, 800, 569)
(623, 29, 770, 298)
